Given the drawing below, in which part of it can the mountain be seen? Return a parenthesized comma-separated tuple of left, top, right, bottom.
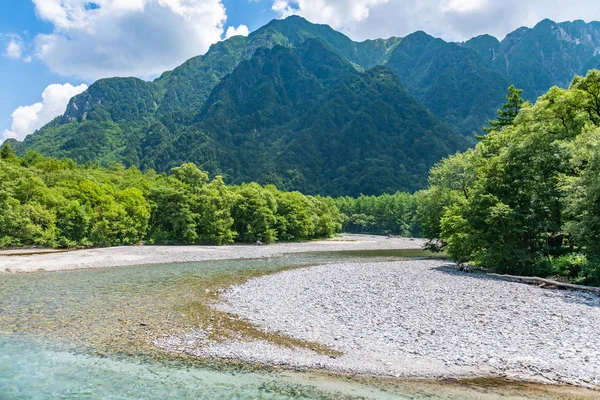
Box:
(135, 40, 466, 196)
(385, 31, 509, 136)
(463, 19, 600, 100)
(10, 16, 600, 196)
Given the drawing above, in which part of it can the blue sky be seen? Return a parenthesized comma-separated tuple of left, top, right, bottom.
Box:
(0, 1, 62, 134)
(2, 0, 600, 143)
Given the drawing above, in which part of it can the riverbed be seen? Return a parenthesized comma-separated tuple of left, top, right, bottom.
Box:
(0, 236, 598, 398)
(0, 234, 426, 273)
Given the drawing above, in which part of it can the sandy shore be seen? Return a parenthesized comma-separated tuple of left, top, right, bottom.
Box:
(0, 234, 425, 273)
(159, 260, 600, 388)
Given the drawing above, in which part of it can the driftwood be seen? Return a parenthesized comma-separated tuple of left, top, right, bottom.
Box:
(489, 273, 600, 295)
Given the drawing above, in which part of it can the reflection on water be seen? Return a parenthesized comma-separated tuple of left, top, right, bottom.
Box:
(0, 249, 596, 399)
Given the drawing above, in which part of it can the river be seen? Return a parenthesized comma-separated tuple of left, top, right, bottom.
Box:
(0, 250, 596, 399)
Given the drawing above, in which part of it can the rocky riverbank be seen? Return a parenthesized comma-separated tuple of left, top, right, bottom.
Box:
(158, 260, 600, 388)
(0, 235, 425, 273)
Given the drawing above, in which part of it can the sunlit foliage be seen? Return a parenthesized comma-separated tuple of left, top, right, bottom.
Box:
(418, 72, 600, 285)
(0, 150, 342, 248)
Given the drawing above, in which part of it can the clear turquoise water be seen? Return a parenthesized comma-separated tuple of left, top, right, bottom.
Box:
(0, 335, 405, 399)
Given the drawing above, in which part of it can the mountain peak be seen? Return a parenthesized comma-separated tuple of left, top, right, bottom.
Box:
(534, 18, 557, 29)
(464, 34, 500, 46)
(406, 30, 434, 39)
(260, 14, 324, 34)
(281, 15, 309, 23)
(401, 30, 435, 48)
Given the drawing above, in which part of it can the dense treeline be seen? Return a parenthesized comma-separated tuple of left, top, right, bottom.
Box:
(0, 147, 342, 248)
(335, 193, 421, 237)
(418, 70, 600, 286)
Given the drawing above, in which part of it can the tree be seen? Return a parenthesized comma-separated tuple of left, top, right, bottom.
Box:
(170, 163, 208, 187)
(559, 127, 600, 284)
(483, 85, 526, 133)
(0, 143, 17, 161)
(416, 151, 474, 240)
(570, 70, 600, 125)
(422, 70, 600, 284)
(231, 183, 278, 243)
(195, 176, 236, 245)
(147, 177, 199, 244)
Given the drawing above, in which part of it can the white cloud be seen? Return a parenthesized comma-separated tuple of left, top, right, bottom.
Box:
(32, 0, 229, 81)
(6, 40, 22, 59)
(2, 83, 88, 143)
(225, 24, 250, 39)
(4, 34, 23, 59)
(270, 0, 600, 42)
(272, 0, 388, 32)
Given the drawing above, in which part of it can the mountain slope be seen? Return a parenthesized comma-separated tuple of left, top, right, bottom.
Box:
(384, 31, 509, 137)
(279, 66, 465, 195)
(151, 41, 467, 196)
(464, 19, 600, 99)
(11, 16, 600, 196)
(169, 40, 362, 186)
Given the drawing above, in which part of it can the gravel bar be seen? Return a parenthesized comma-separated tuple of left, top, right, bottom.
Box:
(160, 260, 600, 387)
(0, 234, 425, 273)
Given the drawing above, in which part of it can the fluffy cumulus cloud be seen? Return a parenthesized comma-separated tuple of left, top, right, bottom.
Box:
(5, 35, 24, 59)
(32, 0, 230, 81)
(2, 83, 88, 143)
(272, 0, 388, 32)
(225, 24, 250, 39)
(270, 0, 600, 41)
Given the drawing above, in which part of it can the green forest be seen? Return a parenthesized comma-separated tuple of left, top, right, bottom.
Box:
(418, 70, 600, 286)
(334, 193, 420, 237)
(0, 146, 342, 248)
(2, 71, 600, 287)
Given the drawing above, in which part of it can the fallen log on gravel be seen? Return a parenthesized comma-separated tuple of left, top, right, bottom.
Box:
(489, 273, 600, 295)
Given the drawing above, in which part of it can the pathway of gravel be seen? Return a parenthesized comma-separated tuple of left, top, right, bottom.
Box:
(160, 260, 600, 387)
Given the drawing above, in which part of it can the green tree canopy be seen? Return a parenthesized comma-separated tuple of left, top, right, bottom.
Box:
(483, 85, 527, 133)
(419, 70, 600, 286)
(0, 154, 343, 248)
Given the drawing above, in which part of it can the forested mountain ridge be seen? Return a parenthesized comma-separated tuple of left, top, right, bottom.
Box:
(385, 30, 509, 136)
(126, 41, 466, 196)
(9, 16, 600, 196)
(60, 15, 400, 125)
